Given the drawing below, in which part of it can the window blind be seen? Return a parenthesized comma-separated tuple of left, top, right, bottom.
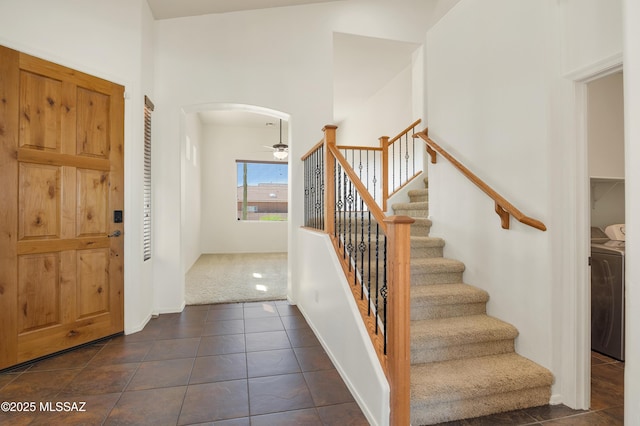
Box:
(143, 96, 154, 261)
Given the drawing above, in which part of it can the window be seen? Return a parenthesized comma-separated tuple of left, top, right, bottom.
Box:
(236, 160, 288, 221)
(143, 96, 154, 261)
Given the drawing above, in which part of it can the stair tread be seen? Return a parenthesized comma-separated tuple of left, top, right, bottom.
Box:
(411, 283, 488, 305)
(411, 353, 554, 403)
(410, 315, 518, 347)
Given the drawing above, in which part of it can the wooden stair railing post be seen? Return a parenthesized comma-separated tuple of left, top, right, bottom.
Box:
(323, 125, 338, 236)
(384, 215, 414, 426)
(380, 135, 390, 212)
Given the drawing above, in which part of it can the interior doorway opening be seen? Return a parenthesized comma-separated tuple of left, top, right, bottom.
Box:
(584, 69, 626, 412)
(179, 104, 291, 305)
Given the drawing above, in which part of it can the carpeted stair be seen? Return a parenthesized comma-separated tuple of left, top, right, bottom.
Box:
(392, 177, 554, 425)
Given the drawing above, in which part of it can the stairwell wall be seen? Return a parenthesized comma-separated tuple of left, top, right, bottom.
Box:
(425, 0, 625, 409)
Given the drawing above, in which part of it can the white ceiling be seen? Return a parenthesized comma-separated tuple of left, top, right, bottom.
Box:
(146, 0, 343, 20)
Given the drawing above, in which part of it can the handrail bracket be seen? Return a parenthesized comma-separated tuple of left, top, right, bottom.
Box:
(495, 202, 510, 229)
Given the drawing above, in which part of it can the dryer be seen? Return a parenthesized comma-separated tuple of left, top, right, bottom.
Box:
(591, 227, 625, 361)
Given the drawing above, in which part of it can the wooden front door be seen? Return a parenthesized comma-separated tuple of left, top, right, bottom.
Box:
(0, 46, 124, 369)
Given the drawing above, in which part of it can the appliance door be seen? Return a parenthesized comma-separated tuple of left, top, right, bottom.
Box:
(591, 252, 625, 361)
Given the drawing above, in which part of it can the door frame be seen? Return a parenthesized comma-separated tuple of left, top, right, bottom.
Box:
(567, 53, 623, 409)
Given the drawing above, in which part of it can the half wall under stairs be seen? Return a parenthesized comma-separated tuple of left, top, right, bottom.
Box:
(392, 178, 554, 425)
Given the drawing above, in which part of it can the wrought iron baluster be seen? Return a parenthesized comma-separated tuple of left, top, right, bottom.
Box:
(372, 151, 377, 202)
(359, 194, 365, 299)
(367, 211, 372, 316)
(392, 141, 395, 192)
(347, 179, 353, 270)
(411, 127, 416, 177)
(382, 235, 388, 354)
(374, 222, 380, 334)
(320, 146, 324, 231)
(405, 133, 409, 183)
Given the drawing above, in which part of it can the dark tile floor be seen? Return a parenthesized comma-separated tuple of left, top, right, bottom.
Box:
(436, 351, 624, 425)
(0, 301, 625, 426)
(0, 301, 369, 425)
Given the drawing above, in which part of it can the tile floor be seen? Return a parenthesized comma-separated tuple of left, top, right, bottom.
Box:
(0, 301, 625, 426)
(0, 301, 369, 425)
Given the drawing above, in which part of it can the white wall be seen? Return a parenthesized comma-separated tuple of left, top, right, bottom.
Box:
(588, 72, 625, 179)
(623, 0, 640, 422)
(591, 181, 625, 230)
(338, 64, 414, 147)
(426, 0, 554, 377)
(561, 0, 623, 75)
(297, 229, 389, 426)
(200, 123, 288, 254)
(182, 113, 203, 271)
(425, 0, 626, 408)
(588, 71, 625, 231)
(0, 0, 155, 334)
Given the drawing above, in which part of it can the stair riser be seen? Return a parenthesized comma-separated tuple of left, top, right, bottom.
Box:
(411, 387, 551, 425)
(411, 246, 443, 259)
(412, 270, 463, 285)
(409, 194, 428, 203)
(411, 340, 514, 364)
(410, 224, 431, 237)
(394, 208, 428, 217)
(410, 303, 486, 321)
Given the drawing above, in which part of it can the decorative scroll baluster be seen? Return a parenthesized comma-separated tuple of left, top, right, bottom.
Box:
(404, 133, 409, 183)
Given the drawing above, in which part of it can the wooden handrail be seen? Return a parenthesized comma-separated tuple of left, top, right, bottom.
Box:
(328, 143, 388, 233)
(414, 129, 547, 231)
(301, 138, 325, 161)
(336, 145, 383, 151)
(389, 118, 422, 144)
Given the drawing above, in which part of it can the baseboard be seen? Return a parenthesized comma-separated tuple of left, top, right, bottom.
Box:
(125, 312, 153, 335)
(154, 300, 186, 315)
(549, 393, 563, 405)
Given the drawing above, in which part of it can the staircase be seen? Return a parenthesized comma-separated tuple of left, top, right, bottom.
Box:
(392, 177, 554, 425)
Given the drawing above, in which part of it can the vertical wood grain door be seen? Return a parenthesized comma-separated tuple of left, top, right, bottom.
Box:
(0, 46, 124, 369)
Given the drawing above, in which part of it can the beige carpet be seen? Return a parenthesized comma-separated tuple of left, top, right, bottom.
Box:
(185, 253, 287, 305)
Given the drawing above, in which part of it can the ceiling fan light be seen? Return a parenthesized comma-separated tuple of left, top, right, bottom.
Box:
(272, 119, 288, 160)
(273, 147, 288, 160)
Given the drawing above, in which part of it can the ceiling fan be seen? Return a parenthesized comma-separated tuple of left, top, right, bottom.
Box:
(265, 119, 288, 160)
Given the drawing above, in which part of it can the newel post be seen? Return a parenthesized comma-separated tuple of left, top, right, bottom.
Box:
(383, 215, 414, 426)
(323, 125, 337, 236)
(380, 135, 390, 212)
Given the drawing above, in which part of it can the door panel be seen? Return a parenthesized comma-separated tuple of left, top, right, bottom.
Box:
(18, 253, 61, 333)
(76, 168, 109, 236)
(77, 248, 110, 318)
(19, 71, 62, 151)
(18, 163, 61, 239)
(0, 45, 124, 369)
